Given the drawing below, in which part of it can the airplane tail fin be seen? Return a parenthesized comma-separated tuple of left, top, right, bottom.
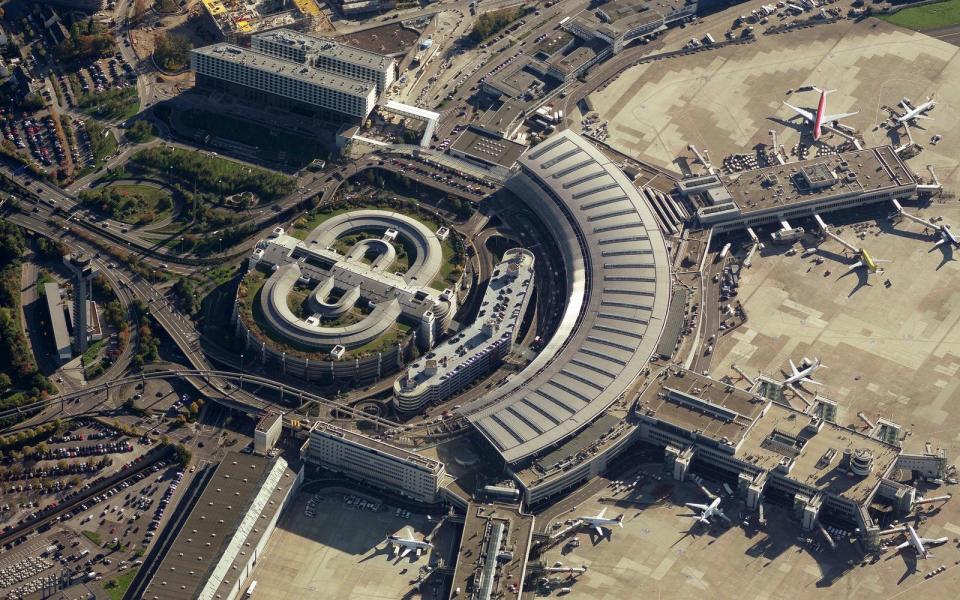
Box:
(616, 514, 624, 527)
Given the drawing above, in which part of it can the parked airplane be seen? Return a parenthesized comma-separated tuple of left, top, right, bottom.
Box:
(385, 528, 433, 559)
(578, 507, 624, 536)
(891, 199, 959, 248)
(814, 215, 891, 274)
(894, 97, 936, 125)
(783, 357, 825, 388)
(685, 497, 730, 525)
(784, 87, 858, 140)
(896, 524, 948, 559)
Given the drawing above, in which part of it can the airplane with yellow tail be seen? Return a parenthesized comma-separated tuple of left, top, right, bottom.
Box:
(813, 215, 891, 274)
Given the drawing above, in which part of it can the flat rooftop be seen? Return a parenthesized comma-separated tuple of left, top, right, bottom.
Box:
(399, 249, 534, 396)
(638, 369, 900, 504)
(740, 402, 899, 504)
(532, 31, 575, 61)
(478, 102, 526, 137)
(192, 44, 375, 96)
(451, 126, 527, 168)
(43, 282, 70, 352)
(484, 60, 543, 99)
(722, 146, 916, 216)
(143, 454, 293, 600)
(449, 502, 534, 600)
(255, 29, 394, 71)
(637, 369, 768, 448)
(334, 22, 421, 56)
(310, 421, 443, 473)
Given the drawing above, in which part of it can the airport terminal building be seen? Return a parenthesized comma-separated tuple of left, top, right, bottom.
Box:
(678, 146, 918, 232)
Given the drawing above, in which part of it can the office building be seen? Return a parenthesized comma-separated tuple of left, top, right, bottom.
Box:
(254, 411, 283, 454)
(395, 249, 535, 412)
(43, 283, 71, 363)
(63, 254, 98, 354)
(252, 29, 396, 97)
(303, 422, 446, 503)
(191, 44, 378, 121)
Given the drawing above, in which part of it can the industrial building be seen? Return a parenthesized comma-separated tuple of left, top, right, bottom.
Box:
(191, 44, 379, 121)
(678, 146, 918, 232)
(563, 0, 697, 53)
(39, 0, 105, 11)
(253, 29, 396, 97)
(141, 453, 300, 600)
(302, 421, 447, 503)
(394, 248, 535, 412)
(457, 129, 672, 491)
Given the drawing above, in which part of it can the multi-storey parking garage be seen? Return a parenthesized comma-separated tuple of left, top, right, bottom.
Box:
(458, 130, 672, 472)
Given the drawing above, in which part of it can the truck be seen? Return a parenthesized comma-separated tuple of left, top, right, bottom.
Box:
(246, 581, 258, 597)
(723, 483, 734, 496)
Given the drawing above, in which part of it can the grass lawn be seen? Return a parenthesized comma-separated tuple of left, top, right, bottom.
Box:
(80, 340, 105, 367)
(104, 184, 173, 224)
(881, 0, 960, 29)
(103, 568, 139, 600)
(289, 206, 355, 240)
(81, 530, 102, 546)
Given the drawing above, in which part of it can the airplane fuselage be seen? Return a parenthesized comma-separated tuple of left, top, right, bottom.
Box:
(859, 249, 879, 272)
(813, 90, 828, 140)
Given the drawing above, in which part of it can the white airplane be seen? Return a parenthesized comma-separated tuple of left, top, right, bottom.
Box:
(784, 87, 858, 141)
(783, 357, 826, 388)
(895, 524, 948, 559)
(384, 527, 433, 559)
(685, 497, 730, 525)
(894, 96, 936, 125)
(814, 215, 892, 274)
(891, 199, 959, 248)
(577, 507, 624, 536)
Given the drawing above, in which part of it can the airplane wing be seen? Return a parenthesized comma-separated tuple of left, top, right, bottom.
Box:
(699, 516, 710, 525)
(597, 507, 607, 519)
(800, 377, 822, 386)
(848, 261, 864, 271)
(400, 546, 412, 559)
(921, 537, 949, 545)
(404, 527, 414, 540)
(873, 259, 892, 263)
(685, 503, 709, 511)
(594, 525, 604, 537)
(718, 511, 732, 523)
(390, 544, 397, 559)
(784, 102, 814, 122)
(788, 359, 799, 377)
(895, 540, 912, 550)
(415, 548, 422, 557)
(823, 111, 858, 122)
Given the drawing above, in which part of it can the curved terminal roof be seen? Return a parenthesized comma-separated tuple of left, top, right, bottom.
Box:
(459, 130, 671, 464)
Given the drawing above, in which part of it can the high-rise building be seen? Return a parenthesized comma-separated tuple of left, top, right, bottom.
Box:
(63, 254, 98, 354)
(252, 30, 396, 97)
(191, 44, 378, 122)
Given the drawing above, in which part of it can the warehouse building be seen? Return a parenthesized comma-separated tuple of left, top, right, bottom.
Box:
(252, 29, 396, 96)
(141, 453, 300, 600)
(303, 422, 447, 503)
(678, 146, 918, 233)
(394, 248, 535, 412)
(191, 43, 379, 122)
